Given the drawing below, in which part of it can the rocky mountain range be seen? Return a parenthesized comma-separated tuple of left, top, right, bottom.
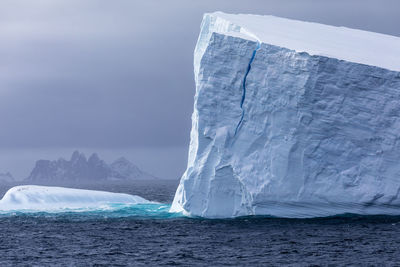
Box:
(25, 151, 157, 182)
(0, 172, 14, 183)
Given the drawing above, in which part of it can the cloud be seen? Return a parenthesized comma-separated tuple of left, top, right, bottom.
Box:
(0, 0, 399, 149)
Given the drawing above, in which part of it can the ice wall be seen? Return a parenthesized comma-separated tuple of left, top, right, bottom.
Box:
(171, 12, 400, 218)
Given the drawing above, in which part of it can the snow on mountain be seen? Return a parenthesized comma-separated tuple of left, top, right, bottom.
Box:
(26, 151, 157, 182)
(110, 157, 157, 180)
(171, 12, 400, 218)
(0, 172, 14, 183)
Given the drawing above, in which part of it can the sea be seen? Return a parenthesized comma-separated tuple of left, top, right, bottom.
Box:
(0, 180, 399, 266)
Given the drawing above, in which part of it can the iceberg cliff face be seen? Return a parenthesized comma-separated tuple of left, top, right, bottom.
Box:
(171, 12, 400, 218)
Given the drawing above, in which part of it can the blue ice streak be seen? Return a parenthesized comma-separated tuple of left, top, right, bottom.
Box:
(235, 42, 261, 135)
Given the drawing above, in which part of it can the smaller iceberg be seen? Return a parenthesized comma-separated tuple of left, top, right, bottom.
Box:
(0, 185, 151, 213)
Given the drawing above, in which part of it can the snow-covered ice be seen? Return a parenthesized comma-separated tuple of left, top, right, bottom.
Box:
(171, 12, 400, 218)
(0, 185, 151, 212)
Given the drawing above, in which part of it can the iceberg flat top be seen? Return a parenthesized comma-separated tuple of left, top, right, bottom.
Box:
(208, 12, 400, 72)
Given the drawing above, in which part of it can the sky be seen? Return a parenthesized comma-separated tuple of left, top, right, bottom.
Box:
(0, 0, 399, 180)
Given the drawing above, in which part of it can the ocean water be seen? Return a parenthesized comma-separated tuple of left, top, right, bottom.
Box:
(1, 180, 400, 266)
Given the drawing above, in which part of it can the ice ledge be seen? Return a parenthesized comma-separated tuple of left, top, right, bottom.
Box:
(0, 185, 151, 212)
(205, 11, 400, 72)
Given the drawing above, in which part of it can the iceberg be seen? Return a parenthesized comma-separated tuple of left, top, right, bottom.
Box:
(0, 185, 151, 212)
(171, 12, 400, 218)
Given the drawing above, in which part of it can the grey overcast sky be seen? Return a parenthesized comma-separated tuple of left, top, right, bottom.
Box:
(1, 0, 399, 179)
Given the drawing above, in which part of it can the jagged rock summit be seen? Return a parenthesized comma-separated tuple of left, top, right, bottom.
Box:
(110, 157, 150, 180)
(0, 172, 14, 183)
(26, 151, 157, 182)
(171, 12, 400, 218)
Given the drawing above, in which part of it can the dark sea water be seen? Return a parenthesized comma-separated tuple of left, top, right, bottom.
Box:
(1, 180, 400, 266)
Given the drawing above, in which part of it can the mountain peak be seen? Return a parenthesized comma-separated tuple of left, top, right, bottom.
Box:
(0, 172, 14, 182)
(112, 157, 130, 165)
(71, 150, 86, 162)
(88, 153, 101, 164)
(26, 152, 158, 182)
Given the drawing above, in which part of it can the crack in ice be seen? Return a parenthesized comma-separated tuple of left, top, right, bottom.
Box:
(235, 42, 261, 135)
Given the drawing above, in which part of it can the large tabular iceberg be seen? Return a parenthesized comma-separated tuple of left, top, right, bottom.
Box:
(171, 12, 400, 218)
(0, 185, 151, 212)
